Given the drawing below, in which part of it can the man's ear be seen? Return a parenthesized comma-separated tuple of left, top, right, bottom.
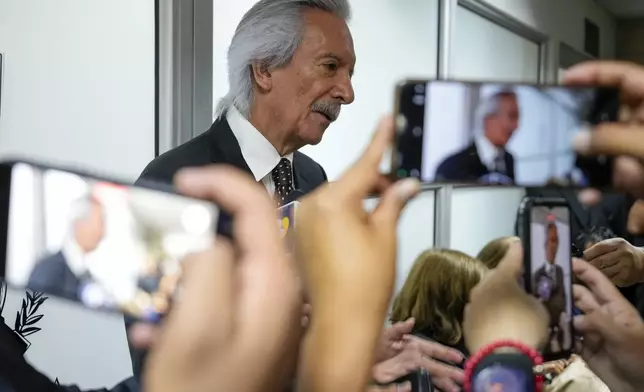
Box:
(251, 61, 272, 92)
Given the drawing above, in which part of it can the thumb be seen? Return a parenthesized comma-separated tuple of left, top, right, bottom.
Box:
(573, 123, 644, 158)
(495, 240, 524, 279)
(371, 178, 420, 231)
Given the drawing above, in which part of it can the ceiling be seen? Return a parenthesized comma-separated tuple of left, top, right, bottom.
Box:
(595, 0, 644, 18)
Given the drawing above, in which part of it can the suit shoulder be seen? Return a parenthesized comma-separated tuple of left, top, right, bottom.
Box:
(136, 132, 213, 185)
(294, 151, 327, 181)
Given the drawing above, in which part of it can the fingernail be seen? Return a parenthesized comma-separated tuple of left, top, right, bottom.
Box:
(395, 178, 420, 200)
(572, 125, 592, 154)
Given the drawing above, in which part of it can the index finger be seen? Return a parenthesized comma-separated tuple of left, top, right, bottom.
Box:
(572, 258, 623, 305)
(563, 61, 644, 103)
(405, 336, 464, 364)
(583, 238, 620, 260)
(174, 165, 282, 256)
(335, 116, 394, 197)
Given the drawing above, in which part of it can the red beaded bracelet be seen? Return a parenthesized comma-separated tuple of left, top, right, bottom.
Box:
(463, 339, 544, 392)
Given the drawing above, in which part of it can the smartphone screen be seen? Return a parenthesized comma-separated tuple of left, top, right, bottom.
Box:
(0, 162, 218, 322)
(393, 80, 619, 187)
(528, 205, 574, 358)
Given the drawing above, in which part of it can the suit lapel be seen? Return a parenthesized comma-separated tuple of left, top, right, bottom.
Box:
(206, 117, 253, 174)
(293, 153, 312, 194)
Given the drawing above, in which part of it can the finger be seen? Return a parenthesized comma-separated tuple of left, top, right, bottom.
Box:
(371, 178, 420, 235)
(495, 240, 524, 278)
(572, 258, 623, 305)
(431, 375, 461, 392)
(406, 337, 464, 364)
(573, 284, 600, 314)
(600, 262, 621, 279)
(398, 381, 412, 392)
(336, 116, 394, 196)
(162, 239, 235, 350)
(587, 250, 621, 270)
(390, 317, 416, 338)
(563, 61, 644, 103)
(175, 166, 282, 256)
(573, 123, 644, 159)
(128, 323, 160, 349)
(420, 357, 464, 386)
(583, 238, 620, 260)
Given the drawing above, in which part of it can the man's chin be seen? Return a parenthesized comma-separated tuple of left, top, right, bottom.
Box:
(298, 127, 327, 146)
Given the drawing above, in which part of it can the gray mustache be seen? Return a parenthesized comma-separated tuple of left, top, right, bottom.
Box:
(311, 101, 341, 122)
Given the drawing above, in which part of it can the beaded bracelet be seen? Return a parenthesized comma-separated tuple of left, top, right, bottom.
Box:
(463, 339, 544, 392)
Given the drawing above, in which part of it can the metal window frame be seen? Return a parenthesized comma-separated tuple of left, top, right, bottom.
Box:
(156, 0, 213, 156)
(434, 0, 552, 248)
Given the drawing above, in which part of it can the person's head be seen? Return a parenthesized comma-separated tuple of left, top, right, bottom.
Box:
(476, 236, 520, 269)
(217, 0, 355, 152)
(71, 195, 105, 253)
(545, 222, 559, 263)
(391, 249, 488, 346)
(478, 91, 520, 148)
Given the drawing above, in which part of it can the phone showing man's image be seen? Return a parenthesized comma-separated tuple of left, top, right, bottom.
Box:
(517, 197, 575, 360)
(391, 80, 619, 189)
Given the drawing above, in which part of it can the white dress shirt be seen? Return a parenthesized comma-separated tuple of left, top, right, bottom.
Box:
(226, 106, 294, 195)
(474, 135, 506, 172)
(62, 238, 88, 278)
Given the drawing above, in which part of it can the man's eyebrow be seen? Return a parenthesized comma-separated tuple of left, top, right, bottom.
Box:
(319, 52, 354, 76)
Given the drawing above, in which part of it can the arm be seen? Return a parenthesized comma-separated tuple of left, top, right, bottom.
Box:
(298, 303, 385, 392)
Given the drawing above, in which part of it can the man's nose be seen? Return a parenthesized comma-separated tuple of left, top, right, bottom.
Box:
(331, 76, 355, 105)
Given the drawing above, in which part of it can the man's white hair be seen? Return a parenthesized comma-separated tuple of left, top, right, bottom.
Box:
(473, 88, 517, 136)
(215, 0, 352, 119)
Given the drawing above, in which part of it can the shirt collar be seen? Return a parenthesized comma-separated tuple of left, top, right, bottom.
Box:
(62, 238, 88, 277)
(226, 106, 293, 181)
(474, 135, 503, 170)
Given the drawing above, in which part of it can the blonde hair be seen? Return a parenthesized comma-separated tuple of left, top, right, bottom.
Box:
(391, 249, 488, 345)
(476, 236, 520, 269)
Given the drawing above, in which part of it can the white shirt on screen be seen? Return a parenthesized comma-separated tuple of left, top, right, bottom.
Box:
(545, 262, 554, 276)
(474, 135, 505, 171)
(62, 238, 88, 278)
(226, 106, 294, 195)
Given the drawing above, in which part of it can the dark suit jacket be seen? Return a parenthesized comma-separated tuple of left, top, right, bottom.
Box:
(434, 142, 514, 183)
(533, 264, 566, 324)
(135, 116, 327, 193)
(27, 252, 81, 302)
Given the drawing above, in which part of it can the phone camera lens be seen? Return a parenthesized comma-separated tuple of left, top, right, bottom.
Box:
(410, 169, 420, 178)
(414, 84, 425, 94)
(412, 127, 423, 137)
(412, 95, 425, 106)
(395, 115, 407, 132)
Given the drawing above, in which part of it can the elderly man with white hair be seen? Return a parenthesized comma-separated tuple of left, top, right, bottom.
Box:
(435, 89, 520, 184)
(137, 0, 356, 206)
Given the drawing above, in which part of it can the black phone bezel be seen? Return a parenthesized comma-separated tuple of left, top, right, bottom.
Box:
(516, 196, 575, 361)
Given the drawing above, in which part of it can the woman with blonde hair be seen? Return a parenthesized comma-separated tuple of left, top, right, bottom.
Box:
(390, 249, 488, 357)
(476, 236, 520, 269)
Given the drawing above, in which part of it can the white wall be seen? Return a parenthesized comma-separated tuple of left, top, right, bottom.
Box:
(481, 0, 616, 62)
(0, 0, 155, 388)
(0, 0, 156, 181)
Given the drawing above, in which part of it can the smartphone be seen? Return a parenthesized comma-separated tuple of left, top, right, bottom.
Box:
(517, 196, 574, 360)
(0, 161, 219, 322)
(392, 80, 620, 188)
